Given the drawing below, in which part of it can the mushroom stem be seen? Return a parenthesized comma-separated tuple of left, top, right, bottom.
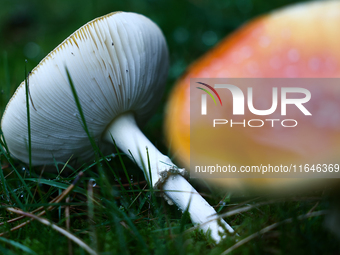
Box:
(103, 112, 234, 242)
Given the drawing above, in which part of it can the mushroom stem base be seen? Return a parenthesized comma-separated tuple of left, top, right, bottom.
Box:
(163, 174, 234, 241)
(103, 112, 234, 242)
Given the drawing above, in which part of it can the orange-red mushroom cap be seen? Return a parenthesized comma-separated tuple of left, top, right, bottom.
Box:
(165, 1, 340, 190)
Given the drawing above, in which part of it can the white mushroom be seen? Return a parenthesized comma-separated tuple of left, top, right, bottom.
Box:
(0, 12, 233, 242)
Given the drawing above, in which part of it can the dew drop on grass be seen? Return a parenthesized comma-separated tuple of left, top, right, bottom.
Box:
(22, 167, 26, 171)
(89, 178, 96, 187)
(24, 42, 40, 59)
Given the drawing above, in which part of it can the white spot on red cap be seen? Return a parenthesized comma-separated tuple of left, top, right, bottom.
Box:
(308, 57, 321, 71)
(240, 46, 253, 59)
(231, 51, 242, 64)
(258, 36, 271, 48)
(281, 28, 291, 39)
(288, 49, 300, 62)
(246, 61, 260, 75)
(285, 65, 298, 77)
(270, 56, 282, 70)
(325, 57, 337, 72)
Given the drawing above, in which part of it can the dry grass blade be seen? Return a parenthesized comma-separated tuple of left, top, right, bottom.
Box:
(128, 183, 148, 209)
(221, 210, 328, 254)
(65, 196, 73, 255)
(1, 164, 10, 170)
(6, 207, 98, 255)
(0, 172, 84, 235)
(308, 201, 320, 214)
(184, 197, 322, 236)
(87, 179, 98, 252)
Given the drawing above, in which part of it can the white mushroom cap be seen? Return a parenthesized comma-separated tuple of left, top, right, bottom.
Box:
(1, 12, 234, 242)
(1, 12, 169, 165)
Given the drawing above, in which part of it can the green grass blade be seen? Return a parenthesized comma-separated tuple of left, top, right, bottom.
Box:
(103, 198, 150, 253)
(111, 137, 136, 197)
(0, 176, 23, 208)
(113, 215, 129, 255)
(0, 144, 34, 202)
(24, 178, 87, 195)
(146, 147, 153, 189)
(180, 198, 191, 233)
(0, 236, 38, 255)
(24, 60, 32, 174)
(66, 68, 128, 193)
(0, 159, 10, 201)
(66, 68, 98, 153)
(3, 51, 11, 102)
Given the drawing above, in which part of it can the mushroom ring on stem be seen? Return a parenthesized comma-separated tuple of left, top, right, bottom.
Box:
(1, 12, 233, 242)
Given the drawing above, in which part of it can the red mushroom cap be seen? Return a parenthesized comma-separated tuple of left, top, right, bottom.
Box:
(165, 1, 340, 190)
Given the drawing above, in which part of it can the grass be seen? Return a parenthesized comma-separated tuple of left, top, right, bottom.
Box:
(1, 0, 340, 254)
(0, 157, 338, 255)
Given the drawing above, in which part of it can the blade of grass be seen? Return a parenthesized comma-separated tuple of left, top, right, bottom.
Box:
(217, 193, 232, 213)
(185, 197, 322, 236)
(0, 177, 23, 209)
(66, 66, 149, 253)
(0, 236, 37, 255)
(113, 214, 129, 255)
(102, 196, 150, 253)
(65, 196, 73, 255)
(180, 198, 191, 233)
(221, 210, 328, 255)
(24, 60, 32, 174)
(0, 127, 34, 203)
(6, 207, 98, 255)
(146, 147, 153, 189)
(66, 68, 96, 151)
(129, 184, 147, 209)
(0, 172, 84, 235)
(0, 158, 10, 201)
(3, 51, 11, 102)
(66, 68, 127, 193)
(111, 137, 135, 197)
(136, 148, 152, 191)
(145, 147, 160, 211)
(24, 178, 86, 195)
(87, 179, 98, 252)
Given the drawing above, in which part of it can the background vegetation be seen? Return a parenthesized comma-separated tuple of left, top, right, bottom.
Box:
(1, 0, 339, 254)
